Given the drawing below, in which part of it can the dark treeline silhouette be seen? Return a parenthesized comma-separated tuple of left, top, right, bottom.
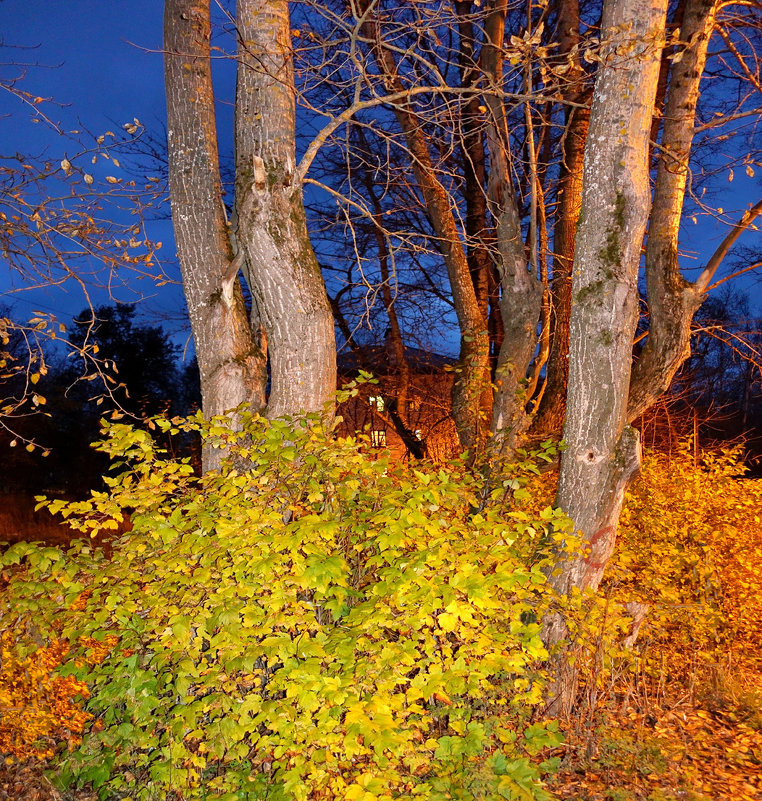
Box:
(1, 294, 759, 500)
(0, 304, 201, 497)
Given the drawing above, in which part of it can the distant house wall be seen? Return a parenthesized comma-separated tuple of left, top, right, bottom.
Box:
(335, 369, 459, 461)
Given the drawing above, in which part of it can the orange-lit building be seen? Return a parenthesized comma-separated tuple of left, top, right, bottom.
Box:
(336, 344, 460, 461)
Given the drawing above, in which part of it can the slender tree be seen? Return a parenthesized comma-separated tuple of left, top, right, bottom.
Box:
(628, 0, 761, 421)
(548, 0, 762, 608)
(530, 0, 590, 438)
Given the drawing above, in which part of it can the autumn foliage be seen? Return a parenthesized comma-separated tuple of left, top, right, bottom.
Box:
(0, 410, 567, 800)
(614, 444, 762, 675)
(0, 416, 760, 799)
(0, 635, 90, 762)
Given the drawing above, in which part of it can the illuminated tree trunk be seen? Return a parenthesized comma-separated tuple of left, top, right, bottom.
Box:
(531, 0, 590, 438)
(234, 0, 336, 422)
(164, 0, 266, 470)
(627, 0, 717, 420)
(165, 0, 336, 470)
(482, 0, 543, 457)
(454, 0, 492, 322)
(626, 0, 760, 423)
(549, 0, 667, 614)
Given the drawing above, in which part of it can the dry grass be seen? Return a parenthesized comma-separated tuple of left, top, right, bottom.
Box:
(0, 494, 76, 548)
(0, 493, 121, 550)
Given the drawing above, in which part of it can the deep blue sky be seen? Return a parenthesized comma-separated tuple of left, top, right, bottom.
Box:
(0, 0, 187, 335)
(1, 0, 165, 154)
(1, 0, 760, 342)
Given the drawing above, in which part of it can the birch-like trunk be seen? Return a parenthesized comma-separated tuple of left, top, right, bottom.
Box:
(164, 0, 267, 471)
(234, 0, 336, 421)
(626, 0, 760, 423)
(551, 0, 667, 610)
(627, 0, 717, 420)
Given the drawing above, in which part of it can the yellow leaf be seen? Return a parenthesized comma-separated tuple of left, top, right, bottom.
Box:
(438, 612, 457, 632)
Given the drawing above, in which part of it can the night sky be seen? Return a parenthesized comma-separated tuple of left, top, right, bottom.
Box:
(0, 0, 185, 333)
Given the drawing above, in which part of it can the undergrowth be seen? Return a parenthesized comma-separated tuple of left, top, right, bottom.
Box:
(0, 407, 567, 801)
(1, 417, 760, 800)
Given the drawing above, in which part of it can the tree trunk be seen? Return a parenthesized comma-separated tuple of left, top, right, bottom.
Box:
(551, 0, 667, 606)
(234, 0, 336, 422)
(164, 0, 267, 471)
(482, 0, 543, 458)
(165, 0, 337, 470)
(455, 1, 492, 321)
(627, 0, 717, 421)
(531, 0, 590, 438)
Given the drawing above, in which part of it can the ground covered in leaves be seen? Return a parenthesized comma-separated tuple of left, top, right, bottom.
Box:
(549, 696, 762, 800)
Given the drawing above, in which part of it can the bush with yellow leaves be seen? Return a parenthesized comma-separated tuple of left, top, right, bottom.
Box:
(0, 409, 566, 801)
(608, 443, 762, 688)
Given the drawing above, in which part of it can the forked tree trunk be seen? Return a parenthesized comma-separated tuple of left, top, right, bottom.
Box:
(627, 0, 717, 420)
(165, 0, 336, 471)
(164, 0, 267, 470)
(627, 0, 760, 423)
(550, 0, 667, 616)
(235, 0, 336, 422)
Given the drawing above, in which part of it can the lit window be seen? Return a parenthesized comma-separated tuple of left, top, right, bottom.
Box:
(369, 395, 384, 412)
(370, 429, 386, 447)
(414, 430, 422, 440)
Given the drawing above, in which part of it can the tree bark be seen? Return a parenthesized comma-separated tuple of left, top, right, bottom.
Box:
(455, 1, 492, 321)
(234, 0, 336, 422)
(482, 0, 543, 458)
(551, 0, 667, 606)
(164, 0, 267, 470)
(627, 0, 717, 421)
(531, 0, 590, 438)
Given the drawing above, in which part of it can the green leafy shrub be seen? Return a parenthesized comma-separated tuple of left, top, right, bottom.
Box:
(0, 409, 565, 800)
